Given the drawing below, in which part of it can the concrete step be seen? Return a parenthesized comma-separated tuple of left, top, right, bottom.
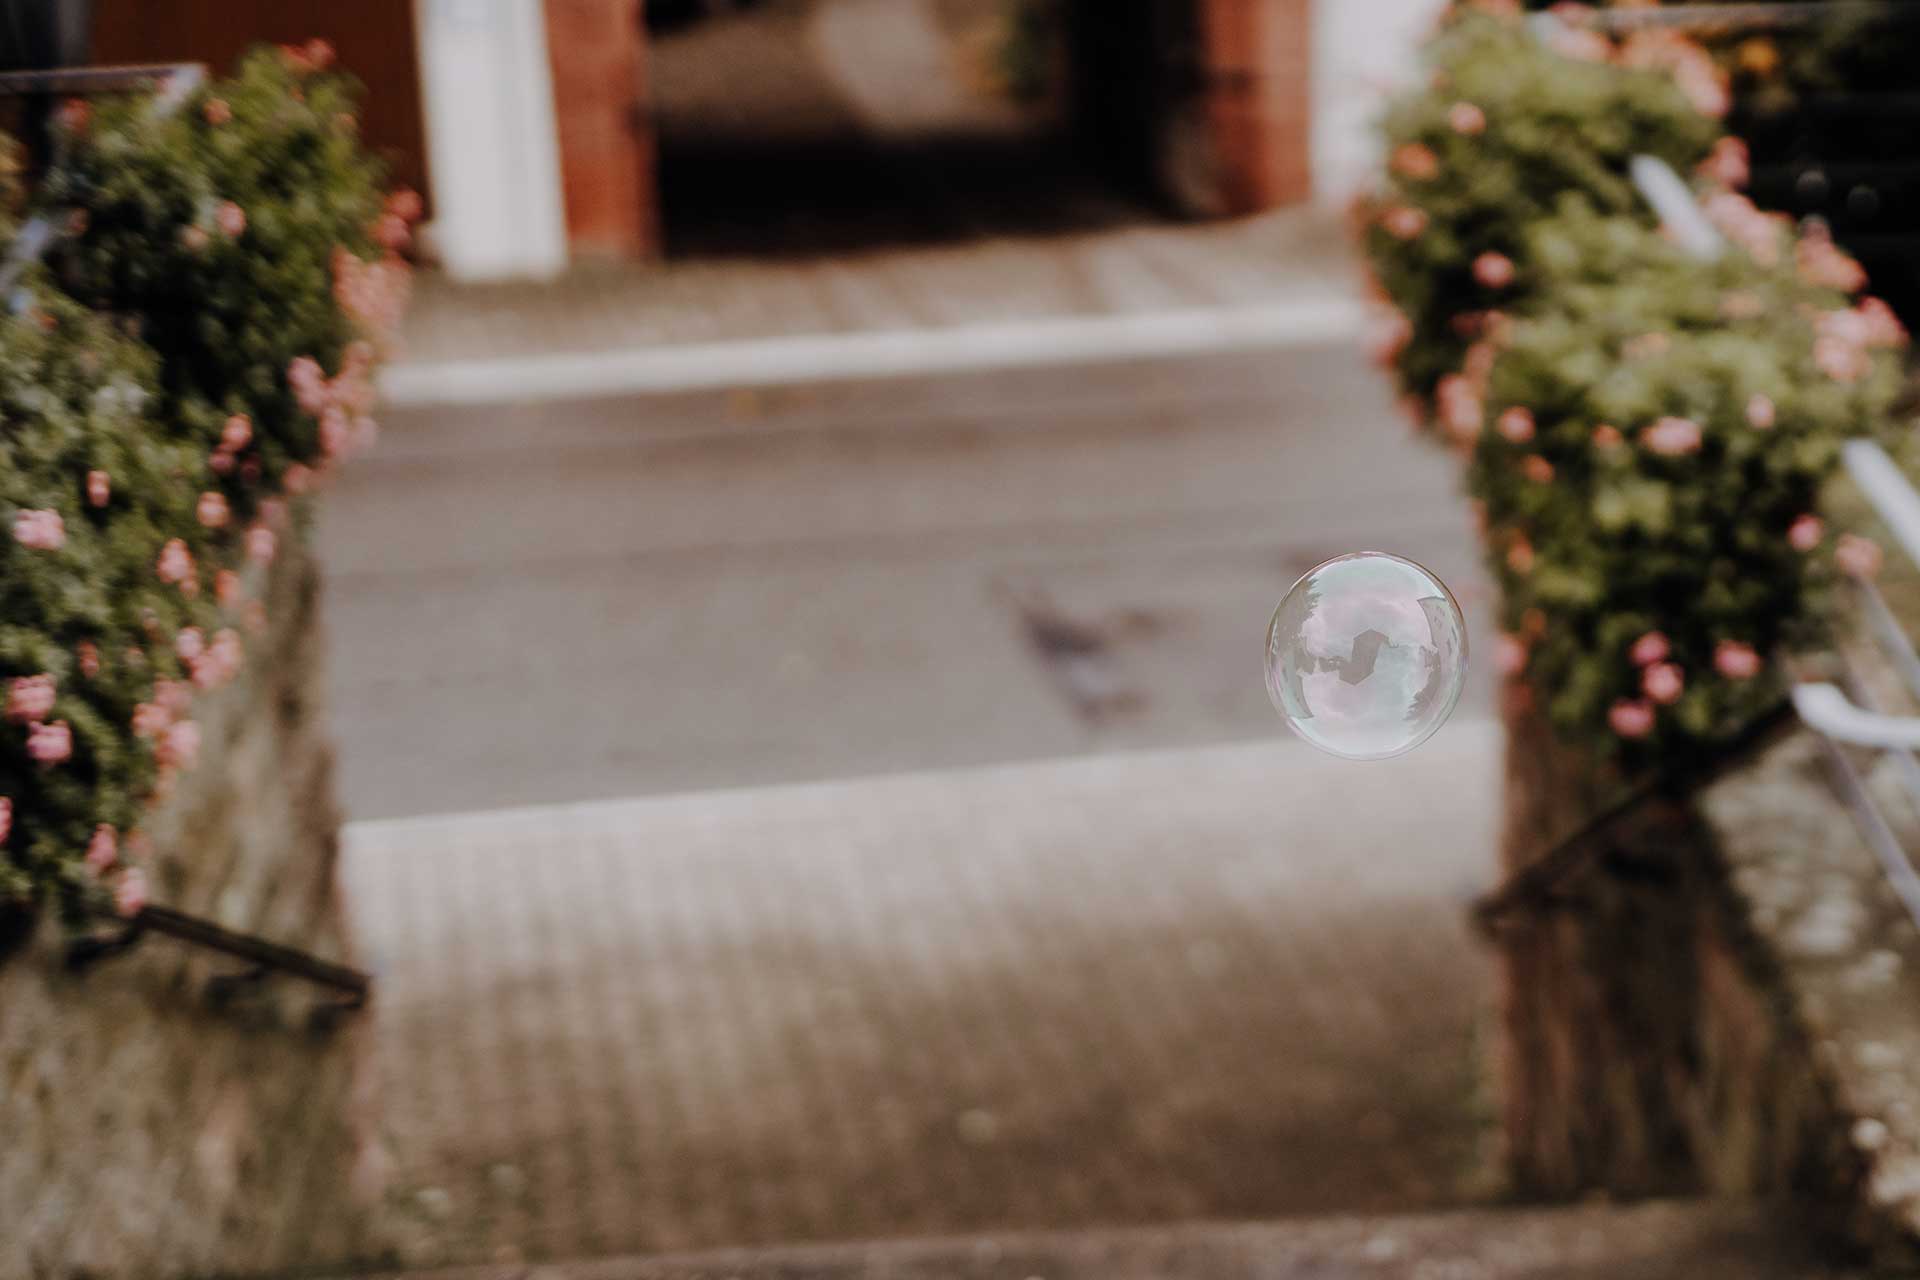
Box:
(342, 729, 1503, 1266)
(366, 1201, 1850, 1279)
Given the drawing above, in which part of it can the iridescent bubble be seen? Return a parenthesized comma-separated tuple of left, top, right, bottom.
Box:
(1265, 552, 1467, 761)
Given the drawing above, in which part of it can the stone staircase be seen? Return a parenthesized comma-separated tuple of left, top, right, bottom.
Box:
(342, 730, 1503, 1267)
(363, 1202, 1844, 1279)
(335, 711, 1867, 1277)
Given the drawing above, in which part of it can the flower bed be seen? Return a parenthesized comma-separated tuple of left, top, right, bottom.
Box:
(1362, 1, 1906, 766)
(0, 42, 415, 921)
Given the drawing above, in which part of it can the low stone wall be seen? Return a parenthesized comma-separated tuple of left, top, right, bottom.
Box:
(0, 520, 388, 1277)
(1493, 678, 1920, 1268)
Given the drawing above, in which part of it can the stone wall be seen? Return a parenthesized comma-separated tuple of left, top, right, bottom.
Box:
(1492, 677, 1920, 1269)
(0, 520, 388, 1278)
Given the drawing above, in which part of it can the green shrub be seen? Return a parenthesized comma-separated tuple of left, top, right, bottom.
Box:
(1473, 202, 1904, 760)
(45, 45, 408, 521)
(1360, 10, 1718, 415)
(0, 43, 413, 919)
(1361, 2, 1909, 764)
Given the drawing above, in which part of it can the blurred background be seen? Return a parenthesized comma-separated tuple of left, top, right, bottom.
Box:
(9, 0, 1920, 1276)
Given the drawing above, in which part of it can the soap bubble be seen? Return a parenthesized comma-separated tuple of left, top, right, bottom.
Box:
(1265, 552, 1467, 761)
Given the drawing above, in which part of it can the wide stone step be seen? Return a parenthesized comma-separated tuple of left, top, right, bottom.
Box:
(343, 730, 1502, 1266)
(368, 1201, 1848, 1280)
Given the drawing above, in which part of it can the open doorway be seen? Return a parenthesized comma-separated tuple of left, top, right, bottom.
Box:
(645, 0, 1213, 257)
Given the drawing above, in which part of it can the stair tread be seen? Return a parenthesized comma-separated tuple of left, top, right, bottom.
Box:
(369, 1201, 1848, 1279)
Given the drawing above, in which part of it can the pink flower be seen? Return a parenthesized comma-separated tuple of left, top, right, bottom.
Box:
(387, 188, 425, 223)
(1641, 416, 1703, 457)
(1437, 374, 1482, 445)
(208, 629, 244, 683)
(319, 406, 351, 457)
(76, 642, 99, 679)
(154, 679, 193, 716)
(1367, 310, 1412, 368)
(246, 525, 276, 566)
(1473, 252, 1515, 289)
(1837, 533, 1884, 580)
(1703, 192, 1786, 266)
(1449, 101, 1486, 135)
(85, 824, 117, 873)
(1609, 699, 1655, 738)
(1496, 407, 1535, 444)
(305, 37, 336, 69)
(283, 464, 313, 494)
(0, 796, 9, 844)
(1621, 30, 1728, 117)
(1495, 633, 1528, 676)
(1788, 514, 1824, 552)
(6, 674, 55, 723)
(161, 720, 200, 771)
(1714, 641, 1762, 680)
(156, 538, 194, 586)
(1643, 662, 1685, 706)
(1381, 205, 1428, 240)
(1592, 424, 1623, 449)
(114, 867, 148, 919)
(1815, 334, 1871, 383)
(209, 449, 235, 475)
(179, 224, 209, 253)
(1506, 537, 1535, 575)
(203, 97, 232, 126)
(288, 355, 329, 414)
(1391, 143, 1439, 182)
(1547, 23, 1614, 63)
(13, 509, 65, 550)
(1858, 297, 1908, 349)
(215, 201, 246, 238)
(196, 492, 230, 529)
(132, 702, 170, 738)
(372, 212, 412, 251)
(221, 413, 253, 451)
(1746, 393, 1775, 430)
(175, 627, 205, 662)
(1522, 455, 1554, 484)
(86, 470, 110, 507)
(215, 569, 241, 607)
(27, 720, 72, 766)
(1798, 232, 1867, 293)
(54, 98, 89, 133)
(1697, 136, 1749, 189)
(1630, 631, 1670, 667)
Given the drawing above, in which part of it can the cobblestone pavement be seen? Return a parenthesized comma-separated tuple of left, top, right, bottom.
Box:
(342, 728, 1501, 1268)
(362, 1201, 1847, 1280)
(397, 211, 1353, 367)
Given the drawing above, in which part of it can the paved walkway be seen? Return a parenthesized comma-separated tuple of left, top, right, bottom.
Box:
(325, 346, 1484, 822)
(343, 728, 1501, 1268)
(393, 211, 1357, 377)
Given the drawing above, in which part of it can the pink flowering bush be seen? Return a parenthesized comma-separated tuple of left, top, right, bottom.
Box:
(1468, 202, 1903, 760)
(1360, 9, 1718, 418)
(44, 45, 411, 522)
(0, 44, 412, 918)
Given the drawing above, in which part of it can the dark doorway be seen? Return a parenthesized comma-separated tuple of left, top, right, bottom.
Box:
(647, 0, 1202, 258)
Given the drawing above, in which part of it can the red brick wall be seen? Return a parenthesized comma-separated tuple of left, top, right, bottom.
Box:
(544, 0, 661, 258)
(1199, 0, 1312, 213)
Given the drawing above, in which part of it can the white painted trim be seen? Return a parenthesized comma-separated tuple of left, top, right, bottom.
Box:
(381, 298, 1370, 406)
(413, 0, 569, 282)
